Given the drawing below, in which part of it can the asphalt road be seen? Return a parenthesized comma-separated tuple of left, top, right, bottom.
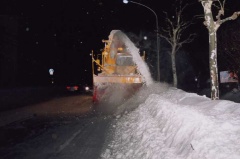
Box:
(0, 94, 114, 159)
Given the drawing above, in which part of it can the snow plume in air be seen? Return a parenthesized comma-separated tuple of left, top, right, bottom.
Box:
(94, 83, 142, 115)
(101, 84, 240, 159)
(108, 30, 153, 86)
(114, 82, 170, 115)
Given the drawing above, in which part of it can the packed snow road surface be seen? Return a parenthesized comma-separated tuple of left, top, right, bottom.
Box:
(1, 116, 112, 159)
(0, 94, 113, 159)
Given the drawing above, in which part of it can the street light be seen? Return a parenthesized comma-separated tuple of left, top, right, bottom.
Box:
(123, 0, 160, 81)
(49, 68, 54, 84)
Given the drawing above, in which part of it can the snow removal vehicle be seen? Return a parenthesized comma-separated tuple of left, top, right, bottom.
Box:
(91, 30, 153, 104)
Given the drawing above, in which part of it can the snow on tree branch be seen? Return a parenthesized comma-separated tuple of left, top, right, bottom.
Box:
(220, 11, 240, 24)
(200, 0, 240, 30)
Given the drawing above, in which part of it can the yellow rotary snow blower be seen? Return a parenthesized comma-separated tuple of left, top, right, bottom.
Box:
(92, 31, 146, 104)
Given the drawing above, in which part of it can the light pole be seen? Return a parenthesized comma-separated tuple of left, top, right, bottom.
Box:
(49, 68, 54, 84)
(123, 0, 160, 81)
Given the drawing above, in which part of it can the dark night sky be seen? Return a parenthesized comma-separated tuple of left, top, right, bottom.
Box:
(0, 0, 239, 87)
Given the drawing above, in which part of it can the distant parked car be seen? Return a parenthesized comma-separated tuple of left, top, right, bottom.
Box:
(66, 83, 92, 93)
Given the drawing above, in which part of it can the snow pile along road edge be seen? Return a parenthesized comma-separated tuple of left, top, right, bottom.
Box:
(101, 88, 240, 159)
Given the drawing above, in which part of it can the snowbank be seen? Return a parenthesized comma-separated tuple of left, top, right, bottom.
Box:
(101, 83, 240, 159)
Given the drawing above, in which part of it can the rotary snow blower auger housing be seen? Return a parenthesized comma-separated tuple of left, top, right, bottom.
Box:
(92, 39, 145, 103)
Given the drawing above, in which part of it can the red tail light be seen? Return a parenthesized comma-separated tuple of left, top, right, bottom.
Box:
(74, 86, 79, 90)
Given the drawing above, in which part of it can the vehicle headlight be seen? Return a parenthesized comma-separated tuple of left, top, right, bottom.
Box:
(85, 86, 90, 91)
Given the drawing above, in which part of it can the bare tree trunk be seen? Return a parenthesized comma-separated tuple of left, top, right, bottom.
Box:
(201, 0, 220, 100)
(209, 31, 219, 100)
(171, 47, 177, 87)
(201, 0, 240, 100)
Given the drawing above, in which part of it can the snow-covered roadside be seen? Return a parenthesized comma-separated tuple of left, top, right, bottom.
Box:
(101, 83, 240, 159)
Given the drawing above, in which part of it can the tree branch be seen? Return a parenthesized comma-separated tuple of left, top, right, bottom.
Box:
(220, 11, 240, 24)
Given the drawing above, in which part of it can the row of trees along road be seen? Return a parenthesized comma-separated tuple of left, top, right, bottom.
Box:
(160, 0, 240, 100)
